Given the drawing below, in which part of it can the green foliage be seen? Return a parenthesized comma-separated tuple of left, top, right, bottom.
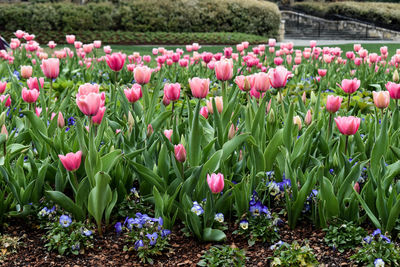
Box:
(323, 220, 366, 252)
(270, 241, 318, 267)
(351, 230, 400, 265)
(198, 245, 247, 267)
(0, 0, 280, 38)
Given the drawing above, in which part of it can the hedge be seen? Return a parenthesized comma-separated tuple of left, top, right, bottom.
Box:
(292, 2, 400, 31)
(0, 0, 281, 39)
(1, 31, 271, 45)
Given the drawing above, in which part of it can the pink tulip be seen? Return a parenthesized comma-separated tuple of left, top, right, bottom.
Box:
(105, 52, 126, 72)
(41, 58, 59, 79)
(386, 82, 400, 99)
(0, 81, 6, 94)
(337, 78, 360, 94)
(59, 151, 82, 172)
(48, 41, 56, 49)
(293, 116, 302, 131)
(27, 77, 44, 91)
(164, 129, 173, 141)
(200, 106, 209, 119)
(326, 95, 343, 113)
(134, 66, 152, 84)
(93, 40, 102, 49)
(318, 69, 327, 77)
(207, 173, 224, 194)
(235, 75, 251, 92)
(15, 30, 25, 39)
(124, 84, 142, 103)
(92, 106, 106, 125)
(21, 65, 33, 79)
(274, 57, 283, 65)
(236, 44, 244, 52)
(189, 77, 209, 99)
(373, 91, 390, 109)
(22, 87, 39, 103)
(206, 96, 223, 114)
(305, 110, 312, 126)
(66, 35, 75, 44)
(78, 83, 100, 96)
(35, 107, 42, 117)
(354, 44, 362, 52)
(164, 83, 181, 101)
(214, 59, 233, 81)
(76, 92, 101, 116)
(1, 125, 8, 139)
(242, 41, 249, 49)
(310, 40, 317, 48)
(0, 95, 11, 107)
(51, 112, 65, 128)
(268, 66, 291, 89)
(253, 72, 270, 92)
(335, 116, 361, 136)
(174, 144, 186, 162)
(354, 182, 360, 193)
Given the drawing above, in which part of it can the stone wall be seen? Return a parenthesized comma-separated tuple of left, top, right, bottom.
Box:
(281, 10, 400, 40)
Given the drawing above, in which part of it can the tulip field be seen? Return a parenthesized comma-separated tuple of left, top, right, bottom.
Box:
(2, 32, 400, 266)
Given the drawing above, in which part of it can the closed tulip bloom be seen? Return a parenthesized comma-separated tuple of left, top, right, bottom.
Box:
(335, 116, 361, 135)
(268, 38, 276, 47)
(21, 65, 33, 79)
(174, 144, 186, 162)
(268, 66, 291, 89)
(134, 66, 152, 84)
(27, 77, 44, 90)
(373, 91, 390, 109)
(66, 35, 75, 44)
(1, 125, 8, 139)
(162, 94, 170, 106)
(92, 106, 106, 125)
(200, 106, 209, 119)
(386, 82, 400, 99)
(51, 112, 65, 128)
(0, 81, 6, 94)
(207, 173, 224, 194)
(164, 129, 173, 141)
(41, 58, 59, 79)
(206, 96, 223, 114)
(305, 110, 312, 126)
(253, 72, 270, 92)
(0, 95, 11, 107)
(214, 59, 233, 81)
(59, 151, 82, 172)
(22, 87, 39, 103)
(326, 95, 343, 113)
(76, 92, 101, 116)
(105, 52, 126, 72)
(228, 124, 237, 139)
(318, 69, 327, 77)
(337, 78, 360, 94)
(124, 84, 142, 103)
(189, 77, 209, 99)
(164, 83, 181, 101)
(293, 116, 302, 131)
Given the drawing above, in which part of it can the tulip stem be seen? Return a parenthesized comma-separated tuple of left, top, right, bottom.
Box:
(347, 94, 351, 111)
(327, 113, 332, 139)
(171, 101, 175, 126)
(71, 171, 79, 192)
(345, 135, 349, 156)
(49, 79, 53, 109)
(3, 142, 6, 156)
(114, 72, 118, 111)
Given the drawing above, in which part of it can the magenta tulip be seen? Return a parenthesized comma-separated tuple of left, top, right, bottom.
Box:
(164, 83, 181, 101)
(326, 95, 343, 113)
(386, 82, 400, 99)
(337, 78, 360, 94)
(92, 106, 106, 125)
(268, 66, 291, 89)
(59, 151, 82, 172)
(335, 116, 361, 136)
(174, 144, 186, 162)
(207, 173, 224, 194)
(0, 95, 11, 107)
(21, 87, 39, 103)
(105, 52, 126, 72)
(200, 106, 209, 119)
(189, 77, 209, 99)
(0, 81, 6, 94)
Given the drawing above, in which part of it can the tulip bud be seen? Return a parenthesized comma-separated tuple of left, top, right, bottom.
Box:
(1, 125, 8, 139)
(354, 182, 360, 193)
(310, 91, 317, 104)
(302, 92, 306, 104)
(295, 67, 299, 76)
(0, 111, 6, 126)
(305, 110, 312, 126)
(128, 111, 135, 130)
(147, 124, 154, 137)
(267, 109, 275, 124)
(174, 144, 186, 162)
(228, 124, 236, 139)
(394, 69, 399, 82)
(277, 92, 283, 103)
(243, 77, 251, 91)
(293, 115, 302, 131)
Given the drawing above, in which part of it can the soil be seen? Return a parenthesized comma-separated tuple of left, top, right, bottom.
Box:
(1, 218, 355, 267)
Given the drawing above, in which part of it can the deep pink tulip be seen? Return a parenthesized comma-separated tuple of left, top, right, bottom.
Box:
(386, 82, 400, 99)
(326, 95, 343, 113)
(268, 66, 291, 89)
(92, 106, 106, 125)
(318, 69, 327, 77)
(0, 95, 11, 107)
(0, 81, 6, 94)
(207, 173, 224, 194)
(174, 144, 186, 162)
(189, 78, 209, 99)
(76, 92, 101, 116)
(274, 57, 283, 65)
(335, 116, 361, 136)
(124, 84, 142, 103)
(59, 151, 82, 172)
(337, 78, 360, 94)
(200, 106, 209, 119)
(164, 129, 173, 141)
(162, 94, 170, 106)
(105, 52, 126, 72)
(15, 30, 25, 39)
(164, 83, 181, 101)
(27, 77, 44, 91)
(373, 91, 390, 109)
(253, 72, 270, 92)
(22, 87, 39, 103)
(41, 58, 59, 79)
(134, 66, 152, 84)
(214, 59, 233, 81)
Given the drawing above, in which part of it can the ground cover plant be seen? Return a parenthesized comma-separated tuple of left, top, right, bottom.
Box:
(2, 32, 400, 265)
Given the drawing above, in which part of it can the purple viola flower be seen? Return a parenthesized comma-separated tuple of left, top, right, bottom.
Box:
(134, 240, 144, 250)
(115, 222, 122, 234)
(59, 215, 72, 227)
(146, 232, 158, 246)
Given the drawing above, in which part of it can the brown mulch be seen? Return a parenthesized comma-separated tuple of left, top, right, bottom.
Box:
(1, 218, 354, 267)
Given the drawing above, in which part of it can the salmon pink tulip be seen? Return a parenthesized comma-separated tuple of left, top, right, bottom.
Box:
(59, 151, 82, 172)
(76, 92, 101, 116)
(335, 116, 361, 136)
(134, 66, 152, 84)
(189, 77, 209, 99)
(373, 91, 390, 109)
(124, 84, 142, 103)
(337, 78, 360, 94)
(41, 58, 59, 79)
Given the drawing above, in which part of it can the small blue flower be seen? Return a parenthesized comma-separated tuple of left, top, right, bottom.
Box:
(374, 258, 385, 267)
(329, 169, 334, 174)
(59, 215, 72, 227)
(146, 232, 158, 246)
(82, 229, 92, 237)
(381, 235, 391, 244)
(115, 222, 122, 234)
(191, 201, 204, 216)
(134, 240, 144, 250)
(363, 235, 372, 244)
(161, 229, 171, 238)
(372, 229, 381, 236)
(214, 213, 224, 223)
(39, 207, 48, 216)
(240, 220, 248, 230)
(71, 243, 80, 251)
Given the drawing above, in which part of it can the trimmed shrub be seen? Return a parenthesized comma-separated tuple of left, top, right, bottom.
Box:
(0, 0, 280, 38)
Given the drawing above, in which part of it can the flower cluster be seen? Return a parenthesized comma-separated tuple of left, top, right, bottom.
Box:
(303, 189, 318, 213)
(115, 213, 171, 264)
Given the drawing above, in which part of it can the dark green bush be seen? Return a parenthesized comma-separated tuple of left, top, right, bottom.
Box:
(0, 0, 280, 38)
